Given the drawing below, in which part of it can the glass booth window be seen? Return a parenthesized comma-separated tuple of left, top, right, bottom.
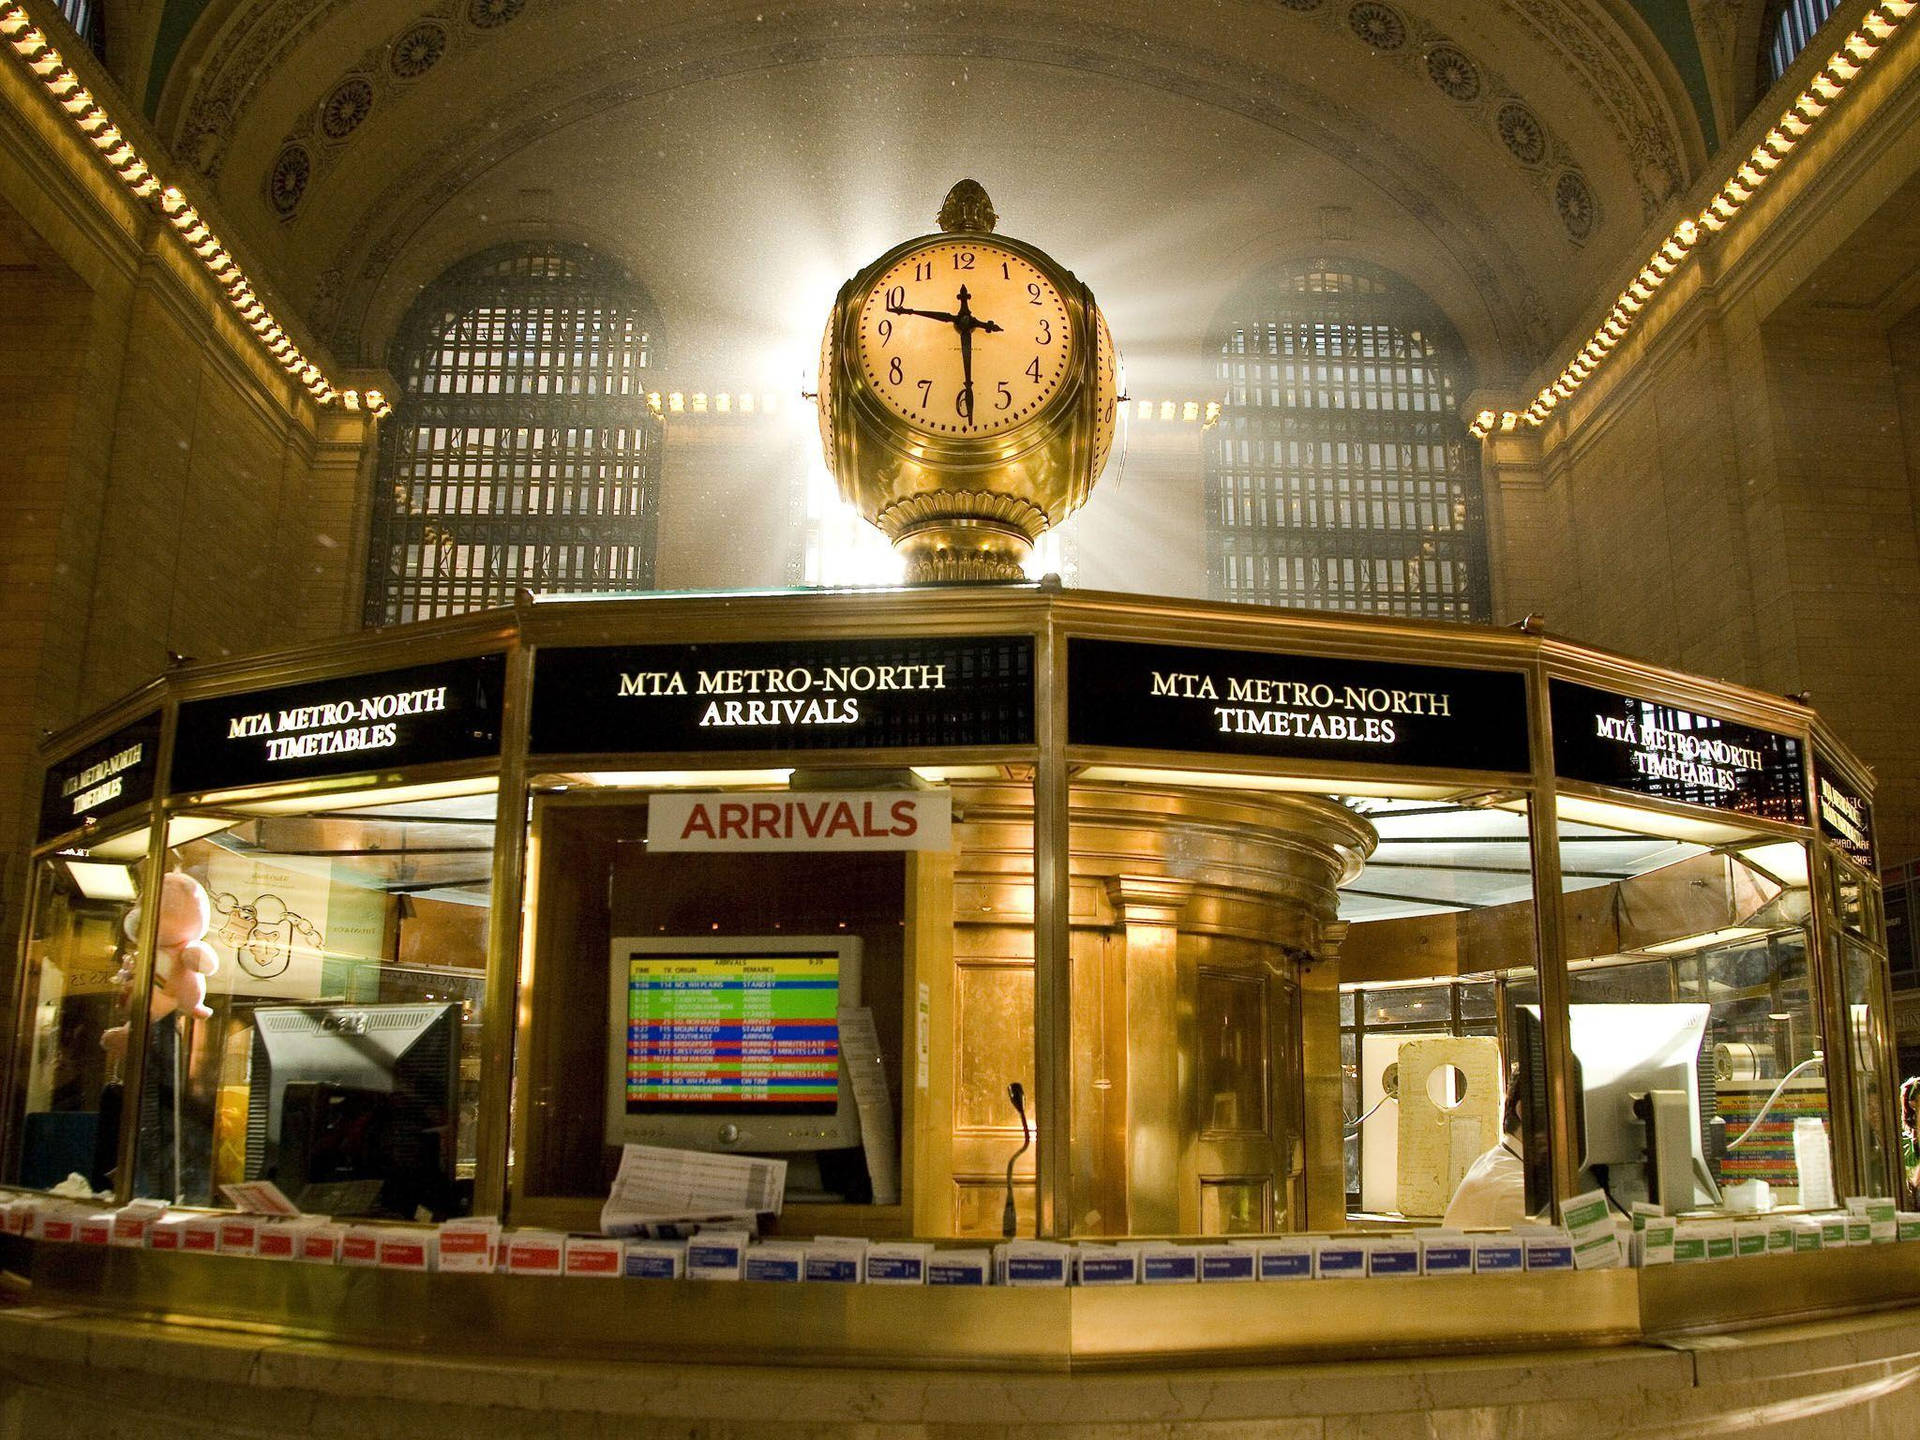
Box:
(1829, 856, 1895, 1197)
(132, 788, 497, 1219)
(6, 834, 151, 1192)
(1556, 800, 1825, 1213)
(1062, 770, 1543, 1237)
(515, 770, 986, 1237)
(1334, 797, 1543, 1227)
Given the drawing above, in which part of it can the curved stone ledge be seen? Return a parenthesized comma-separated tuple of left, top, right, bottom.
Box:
(2, 1299, 1920, 1439)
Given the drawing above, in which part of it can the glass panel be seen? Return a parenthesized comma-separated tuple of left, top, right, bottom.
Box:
(1341, 1028, 1360, 1200)
(1197, 968, 1269, 1135)
(1199, 1178, 1267, 1234)
(1569, 957, 1673, 1005)
(1457, 979, 1497, 1021)
(133, 790, 497, 1218)
(1059, 777, 1543, 1235)
(7, 842, 148, 1192)
(1364, 984, 1450, 1028)
(518, 772, 1009, 1238)
(1338, 796, 1544, 1225)
(1833, 854, 1866, 937)
(1558, 804, 1826, 1213)
(1843, 935, 1894, 1197)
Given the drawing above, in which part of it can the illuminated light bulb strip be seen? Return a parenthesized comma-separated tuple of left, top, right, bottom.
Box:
(0, 1, 387, 417)
(647, 391, 786, 416)
(1469, 0, 1914, 440)
(654, 393, 1225, 425)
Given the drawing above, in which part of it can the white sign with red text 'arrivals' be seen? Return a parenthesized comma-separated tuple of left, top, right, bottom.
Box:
(646, 791, 952, 852)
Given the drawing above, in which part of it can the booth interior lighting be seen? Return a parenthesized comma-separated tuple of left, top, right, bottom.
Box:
(62, 859, 139, 901)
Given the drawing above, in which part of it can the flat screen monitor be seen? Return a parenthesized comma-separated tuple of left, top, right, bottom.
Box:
(604, 936, 862, 1154)
(1518, 1002, 1720, 1212)
(245, 1002, 462, 1218)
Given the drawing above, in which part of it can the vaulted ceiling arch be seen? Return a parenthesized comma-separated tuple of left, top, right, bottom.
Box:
(141, 0, 1715, 395)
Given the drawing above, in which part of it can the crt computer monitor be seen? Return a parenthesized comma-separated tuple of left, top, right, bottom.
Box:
(245, 1002, 462, 1218)
(604, 935, 862, 1154)
(1517, 1002, 1720, 1213)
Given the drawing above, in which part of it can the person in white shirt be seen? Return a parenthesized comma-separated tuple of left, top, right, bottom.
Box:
(1441, 1068, 1528, 1230)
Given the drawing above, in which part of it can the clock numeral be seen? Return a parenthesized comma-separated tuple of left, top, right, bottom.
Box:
(954, 250, 975, 270)
(877, 318, 893, 346)
(888, 356, 904, 386)
(886, 285, 906, 310)
(1001, 261, 1011, 279)
(1027, 282, 1043, 306)
(995, 381, 1012, 411)
(914, 260, 933, 282)
(957, 385, 974, 420)
(916, 378, 933, 408)
(1036, 318, 1053, 345)
(1026, 357, 1042, 384)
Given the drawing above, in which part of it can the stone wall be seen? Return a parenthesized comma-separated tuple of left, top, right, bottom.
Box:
(1485, 45, 1920, 866)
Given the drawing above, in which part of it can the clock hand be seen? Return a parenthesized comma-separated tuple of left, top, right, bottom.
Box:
(959, 320, 975, 425)
(952, 285, 978, 424)
(887, 303, 959, 324)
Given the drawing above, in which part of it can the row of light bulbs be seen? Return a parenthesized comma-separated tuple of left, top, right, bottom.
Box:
(652, 392, 1223, 424)
(0, 0, 389, 417)
(1470, 0, 1914, 440)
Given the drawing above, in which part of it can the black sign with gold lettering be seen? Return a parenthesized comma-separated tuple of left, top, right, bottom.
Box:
(171, 653, 506, 795)
(1066, 638, 1530, 771)
(1550, 680, 1807, 823)
(530, 636, 1035, 754)
(1814, 752, 1874, 869)
(39, 712, 162, 842)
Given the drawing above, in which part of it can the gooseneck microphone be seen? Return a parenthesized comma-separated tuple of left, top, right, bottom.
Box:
(1003, 1081, 1031, 1239)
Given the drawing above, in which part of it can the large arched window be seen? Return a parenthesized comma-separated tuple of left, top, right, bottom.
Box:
(364, 242, 662, 626)
(1205, 261, 1490, 621)
(1761, 0, 1842, 85)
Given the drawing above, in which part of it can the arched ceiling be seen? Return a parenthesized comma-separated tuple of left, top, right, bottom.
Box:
(137, 0, 1714, 395)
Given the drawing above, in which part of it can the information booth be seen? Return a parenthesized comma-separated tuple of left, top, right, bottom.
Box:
(3, 583, 1910, 1375)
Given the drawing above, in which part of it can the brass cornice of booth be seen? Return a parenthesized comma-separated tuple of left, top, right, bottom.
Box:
(952, 780, 1375, 921)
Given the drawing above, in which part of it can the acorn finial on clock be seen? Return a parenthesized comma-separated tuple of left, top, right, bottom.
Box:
(817, 183, 1119, 583)
(937, 180, 998, 235)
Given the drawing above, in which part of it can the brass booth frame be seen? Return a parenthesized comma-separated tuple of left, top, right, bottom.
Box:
(3, 583, 1902, 1364)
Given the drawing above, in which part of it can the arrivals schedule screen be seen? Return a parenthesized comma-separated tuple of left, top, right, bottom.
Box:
(621, 951, 841, 1113)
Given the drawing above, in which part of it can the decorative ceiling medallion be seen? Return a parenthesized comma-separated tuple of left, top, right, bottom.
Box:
(467, 0, 523, 25)
(1347, 2, 1407, 51)
(268, 144, 310, 217)
(320, 77, 374, 139)
(1554, 170, 1595, 243)
(389, 21, 448, 79)
(1424, 44, 1480, 102)
(1496, 101, 1547, 166)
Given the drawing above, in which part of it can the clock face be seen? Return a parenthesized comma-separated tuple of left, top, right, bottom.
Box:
(854, 241, 1073, 437)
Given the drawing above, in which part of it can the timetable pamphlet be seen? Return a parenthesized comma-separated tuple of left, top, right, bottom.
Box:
(601, 1144, 786, 1236)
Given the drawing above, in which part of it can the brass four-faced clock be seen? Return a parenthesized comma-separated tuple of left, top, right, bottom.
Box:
(820, 181, 1118, 581)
